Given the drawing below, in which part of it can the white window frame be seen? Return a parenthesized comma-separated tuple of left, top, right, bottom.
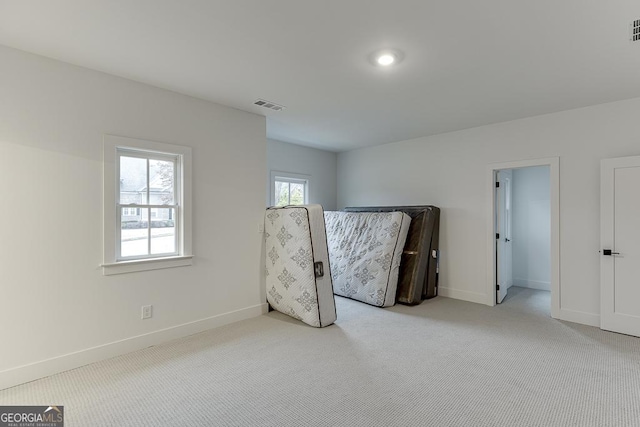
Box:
(103, 135, 193, 275)
(270, 171, 310, 206)
(116, 148, 180, 261)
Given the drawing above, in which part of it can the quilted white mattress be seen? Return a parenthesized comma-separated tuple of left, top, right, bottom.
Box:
(325, 211, 411, 307)
(265, 205, 336, 327)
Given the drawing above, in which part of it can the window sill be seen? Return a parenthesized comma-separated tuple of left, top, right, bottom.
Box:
(101, 255, 193, 276)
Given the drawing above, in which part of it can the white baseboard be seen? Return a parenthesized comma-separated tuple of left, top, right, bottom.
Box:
(438, 287, 487, 305)
(556, 308, 600, 327)
(0, 303, 269, 391)
(513, 278, 551, 291)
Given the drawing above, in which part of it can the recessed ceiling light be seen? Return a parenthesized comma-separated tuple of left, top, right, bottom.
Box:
(377, 54, 396, 66)
(369, 49, 404, 67)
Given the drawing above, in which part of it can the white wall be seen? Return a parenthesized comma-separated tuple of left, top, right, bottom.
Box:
(0, 45, 267, 389)
(512, 166, 551, 291)
(267, 139, 337, 210)
(338, 97, 640, 326)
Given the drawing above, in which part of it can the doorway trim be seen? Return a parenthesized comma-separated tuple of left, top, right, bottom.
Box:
(486, 157, 560, 319)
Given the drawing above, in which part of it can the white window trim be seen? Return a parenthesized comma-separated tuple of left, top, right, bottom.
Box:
(270, 170, 310, 206)
(103, 134, 193, 275)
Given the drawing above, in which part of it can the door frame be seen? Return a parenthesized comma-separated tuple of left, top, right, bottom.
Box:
(485, 157, 560, 319)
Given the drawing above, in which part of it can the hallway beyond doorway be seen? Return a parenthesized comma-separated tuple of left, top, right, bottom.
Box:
(500, 286, 551, 317)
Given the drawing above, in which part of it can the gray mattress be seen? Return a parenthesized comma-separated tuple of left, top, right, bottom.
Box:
(324, 211, 411, 307)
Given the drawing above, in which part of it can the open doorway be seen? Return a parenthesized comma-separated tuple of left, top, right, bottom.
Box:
(487, 158, 560, 318)
(496, 166, 550, 312)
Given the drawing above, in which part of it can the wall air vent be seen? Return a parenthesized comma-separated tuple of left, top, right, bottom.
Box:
(254, 99, 286, 111)
(631, 19, 640, 42)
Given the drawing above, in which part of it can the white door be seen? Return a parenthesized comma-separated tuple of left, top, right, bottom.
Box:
(496, 170, 513, 303)
(601, 156, 640, 336)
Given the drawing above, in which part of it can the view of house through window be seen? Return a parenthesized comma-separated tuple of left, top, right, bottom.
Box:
(118, 150, 179, 260)
(274, 177, 307, 206)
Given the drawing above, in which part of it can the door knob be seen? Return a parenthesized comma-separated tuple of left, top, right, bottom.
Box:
(602, 249, 620, 256)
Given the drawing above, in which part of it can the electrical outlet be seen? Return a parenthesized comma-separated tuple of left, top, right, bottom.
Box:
(258, 222, 265, 233)
(141, 305, 153, 320)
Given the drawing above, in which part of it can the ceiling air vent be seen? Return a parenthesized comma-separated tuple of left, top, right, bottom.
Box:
(254, 99, 286, 112)
(631, 19, 640, 42)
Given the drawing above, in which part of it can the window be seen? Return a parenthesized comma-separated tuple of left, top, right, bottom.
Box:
(103, 135, 192, 275)
(271, 172, 309, 206)
(118, 149, 179, 259)
(122, 207, 139, 216)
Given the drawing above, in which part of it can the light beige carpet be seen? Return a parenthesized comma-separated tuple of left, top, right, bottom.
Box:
(2, 288, 640, 426)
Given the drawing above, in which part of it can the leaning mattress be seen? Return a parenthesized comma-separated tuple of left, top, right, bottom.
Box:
(324, 211, 411, 307)
(344, 206, 441, 304)
(265, 204, 336, 327)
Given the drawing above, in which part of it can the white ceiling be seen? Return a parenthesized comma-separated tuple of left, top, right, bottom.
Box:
(1, 1, 639, 152)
